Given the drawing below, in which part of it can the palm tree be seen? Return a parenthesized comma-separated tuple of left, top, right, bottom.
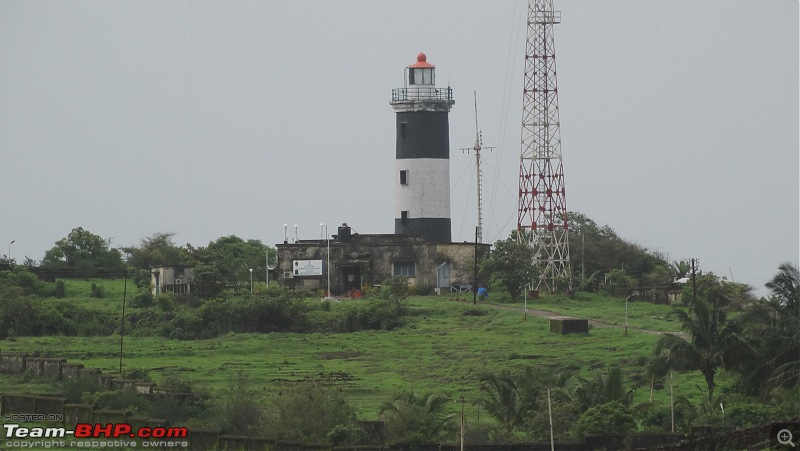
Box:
(766, 262, 799, 312)
(478, 371, 529, 434)
(654, 295, 754, 400)
(570, 366, 633, 411)
(379, 391, 456, 444)
(740, 262, 800, 391)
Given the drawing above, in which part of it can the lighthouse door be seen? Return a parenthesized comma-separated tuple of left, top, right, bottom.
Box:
(437, 263, 450, 293)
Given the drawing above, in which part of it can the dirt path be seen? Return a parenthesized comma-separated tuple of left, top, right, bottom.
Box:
(482, 302, 688, 338)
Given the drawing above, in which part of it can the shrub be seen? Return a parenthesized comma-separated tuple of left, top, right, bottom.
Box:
(262, 381, 359, 443)
(123, 367, 151, 381)
(382, 277, 410, 300)
(208, 371, 265, 436)
(130, 292, 153, 308)
(54, 280, 66, 298)
(338, 299, 407, 332)
(577, 401, 636, 435)
(90, 283, 104, 299)
(156, 293, 176, 311)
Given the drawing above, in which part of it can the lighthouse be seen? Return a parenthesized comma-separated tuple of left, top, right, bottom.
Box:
(390, 52, 455, 243)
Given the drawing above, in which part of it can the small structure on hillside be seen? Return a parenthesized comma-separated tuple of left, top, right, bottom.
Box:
(549, 316, 589, 335)
(150, 266, 193, 296)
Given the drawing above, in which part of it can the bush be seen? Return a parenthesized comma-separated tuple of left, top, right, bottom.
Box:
(262, 381, 359, 443)
(90, 283, 104, 299)
(382, 277, 410, 300)
(577, 401, 636, 436)
(208, 371, 265, 436)
(54, 280, 66, 298)
(338, 299, 407, 332)
(156, 293, 176, 311)
(130, 292, 153, 308)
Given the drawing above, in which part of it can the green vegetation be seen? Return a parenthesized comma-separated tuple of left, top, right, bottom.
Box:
(0, 223, 796, 444)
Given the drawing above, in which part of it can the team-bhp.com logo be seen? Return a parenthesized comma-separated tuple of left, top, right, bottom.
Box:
(4, 423, 188, 439)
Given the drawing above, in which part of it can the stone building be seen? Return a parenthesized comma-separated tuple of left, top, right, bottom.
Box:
(276, 224, 488, 295)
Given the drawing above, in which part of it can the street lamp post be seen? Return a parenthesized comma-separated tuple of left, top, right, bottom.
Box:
(322, 223, 332, 299)
(283, 224, 288, 243)
(7, 240, 14, 268)
(523, 283, 532, 321)
(249, 268, 253, 294)
(265, 249, 270, 287)
(624, 294, 633, 336)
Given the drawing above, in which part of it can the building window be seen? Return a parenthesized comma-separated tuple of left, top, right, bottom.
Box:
(401, 210, 409, 224)
(394, 262, 415, 277)
(399, 170, 408, 185)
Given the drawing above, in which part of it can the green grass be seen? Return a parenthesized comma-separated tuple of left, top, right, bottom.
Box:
(495, 291, 683, 332)
(2, 294, 721, 419)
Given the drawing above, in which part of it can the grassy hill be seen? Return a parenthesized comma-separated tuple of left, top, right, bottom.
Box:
(1, 281, 718, 419)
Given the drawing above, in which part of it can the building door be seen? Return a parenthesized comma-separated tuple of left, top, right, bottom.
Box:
(341, 266, 362, 295)
(437, 263, 450, 293)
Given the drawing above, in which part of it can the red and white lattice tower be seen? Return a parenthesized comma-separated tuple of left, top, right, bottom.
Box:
(517, 0, 571, 292)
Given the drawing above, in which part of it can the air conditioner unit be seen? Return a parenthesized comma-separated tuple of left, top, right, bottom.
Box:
(174, 278, 183, 285)
(284, 272, 293, 279)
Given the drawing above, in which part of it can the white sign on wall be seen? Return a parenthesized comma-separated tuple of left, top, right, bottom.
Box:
(294, 260, 323, 276)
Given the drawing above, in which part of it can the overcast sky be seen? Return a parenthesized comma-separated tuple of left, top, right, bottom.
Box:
(1, 1, 797, 295)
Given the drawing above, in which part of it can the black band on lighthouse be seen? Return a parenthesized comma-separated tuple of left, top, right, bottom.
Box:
(396, 112, 450, 160)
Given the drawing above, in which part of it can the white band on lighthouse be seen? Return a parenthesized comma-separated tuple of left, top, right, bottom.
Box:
(395, 159, 451, 219)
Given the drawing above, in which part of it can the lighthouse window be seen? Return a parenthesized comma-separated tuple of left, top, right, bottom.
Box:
(399, 170, 408, 185)
(394, 262, 416, 277)
(409, 68, 434, 85)
(401, 210, 409, 224)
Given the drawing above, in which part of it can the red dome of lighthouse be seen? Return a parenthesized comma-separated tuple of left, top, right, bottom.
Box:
(409, 52, 435, 68)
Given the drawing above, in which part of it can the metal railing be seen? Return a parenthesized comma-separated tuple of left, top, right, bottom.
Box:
(391, 87, 453, 103)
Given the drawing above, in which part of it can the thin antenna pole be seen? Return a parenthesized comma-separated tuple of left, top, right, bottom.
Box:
(461, 91, 494, 244)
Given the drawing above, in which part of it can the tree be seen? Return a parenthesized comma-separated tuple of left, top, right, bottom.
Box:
(568, 212, 669, 290)
(654, 295, 754, 400)
(41, 227, 125, 276)
(188, 236, 276, 294)
(478, 371, 529, 434)
(380, 391, 457, 444)
(481, 231, 537, 301)
(576, 401, 636, 435)
(570, 366, 633, 412)
(211, 370, 265, 436)
(739, 262, 799, 391)
(122, 232, 189, 270)
(262, 382, 360, 444)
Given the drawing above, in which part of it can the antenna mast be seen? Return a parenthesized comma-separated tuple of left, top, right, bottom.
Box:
(517, 0, 571, 292)
(462, 91, 493, 243)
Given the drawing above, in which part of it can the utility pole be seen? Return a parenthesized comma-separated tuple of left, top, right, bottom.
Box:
(670, 372, 675, 433)
(547, 387, 555, 451)
(691, 258, 698, 301)
(459, 396, 465, 451)
(118, 269, 128, 375)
